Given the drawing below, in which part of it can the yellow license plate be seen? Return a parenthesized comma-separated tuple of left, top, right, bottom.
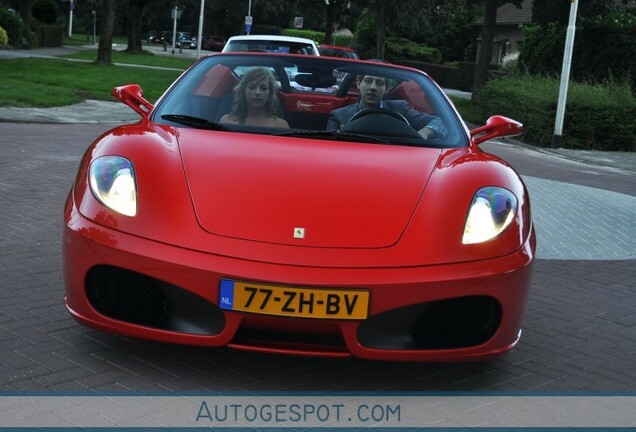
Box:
(219, 279, 369, 320)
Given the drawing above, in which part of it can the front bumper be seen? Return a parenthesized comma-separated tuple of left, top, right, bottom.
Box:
(63, 203, 535, 362)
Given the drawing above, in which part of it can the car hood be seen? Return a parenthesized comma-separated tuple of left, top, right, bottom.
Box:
(178, 130, 441, 248)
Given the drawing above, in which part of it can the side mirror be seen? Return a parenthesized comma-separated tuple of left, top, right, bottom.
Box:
(111, 84, 154, 118)
(470, 115, 523, 146)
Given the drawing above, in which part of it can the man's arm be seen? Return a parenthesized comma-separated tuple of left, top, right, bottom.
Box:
(326, 111, 341, 131)
(326, 105, 353, 131)
(387, 100, 446, 139)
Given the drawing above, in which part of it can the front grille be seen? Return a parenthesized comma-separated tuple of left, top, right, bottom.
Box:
(87, 266, 169, 328)
(85, 265, 225, 335)
(357, 296, 501, 351)
(412, 296, 501, 349)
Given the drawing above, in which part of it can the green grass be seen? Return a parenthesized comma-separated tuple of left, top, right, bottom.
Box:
(61, 48, 195, 70)
(0, 51, 487, 122)
(0, 58, 183, 107)
(63, 35, 129, 46)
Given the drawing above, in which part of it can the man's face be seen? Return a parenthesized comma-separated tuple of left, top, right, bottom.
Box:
(357, 75, 386, 108)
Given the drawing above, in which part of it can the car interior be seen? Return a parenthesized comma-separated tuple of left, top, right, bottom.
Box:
(154, 55, 463, 147)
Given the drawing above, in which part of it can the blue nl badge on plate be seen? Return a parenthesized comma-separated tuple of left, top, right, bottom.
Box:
(219, 279, 235, 310)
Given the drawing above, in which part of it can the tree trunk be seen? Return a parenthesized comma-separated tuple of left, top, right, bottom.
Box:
(96, 0, 115, 64)
(472, 0, 497, 95)
(324, 1, 336, 45)
(20, 0, 31, 25)
(376, 0, 385, 59)
(126, 0, 144, 53)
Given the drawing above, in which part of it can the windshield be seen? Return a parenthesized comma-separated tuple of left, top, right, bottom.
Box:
(152, 53, 468, 148)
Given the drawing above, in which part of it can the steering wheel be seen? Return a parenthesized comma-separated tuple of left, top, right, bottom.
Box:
(348, 107, 410, 126)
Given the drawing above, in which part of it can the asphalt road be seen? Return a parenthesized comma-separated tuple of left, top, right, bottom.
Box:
(0, 122, 634, 393)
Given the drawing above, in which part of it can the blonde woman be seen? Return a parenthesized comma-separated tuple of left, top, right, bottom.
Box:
(220, 67, 289, 128)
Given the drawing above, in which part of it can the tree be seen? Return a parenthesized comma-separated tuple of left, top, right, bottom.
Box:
(375, 0, 385, 58)
(96, 0, 115, 64)
(322, 0, 351, 45)
(126, 0, 147, 53)
(19, 0, 30, 25)
(473, 0, 522, 95)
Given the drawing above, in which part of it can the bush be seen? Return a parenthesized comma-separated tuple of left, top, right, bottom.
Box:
(473, 74, 636, 151)
(520, 12, 636, 90)
(518, 23, 565, 77)
(500, 51, 520, 72)
(22, 26, 37, 47)
(0, 7, 22, 46)
(31, 0, 58, 25)
(385, 37, 441, 63)
(0, 25, 8, 48)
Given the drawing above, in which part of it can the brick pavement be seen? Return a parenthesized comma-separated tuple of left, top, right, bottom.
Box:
(0, 122, 635, 394)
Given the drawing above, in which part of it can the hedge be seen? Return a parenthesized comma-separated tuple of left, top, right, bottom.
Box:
(473, 74, 636, 151)
(32, 23, 63, 47)
(282, 28, 325, 44)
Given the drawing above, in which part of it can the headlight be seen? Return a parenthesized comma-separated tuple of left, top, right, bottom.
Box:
(89, 156, 137, 217)
(462, 187, 517, 244)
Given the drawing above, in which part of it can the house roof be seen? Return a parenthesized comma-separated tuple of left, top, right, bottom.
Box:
(474, 0, 533, 26)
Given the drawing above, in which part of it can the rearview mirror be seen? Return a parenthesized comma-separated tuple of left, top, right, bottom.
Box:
(470, 115, 523, 146)
(112, 84, 154, 118)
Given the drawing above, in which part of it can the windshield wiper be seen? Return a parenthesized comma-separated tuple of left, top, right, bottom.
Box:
(161, 114, 229, 131)
(273, 130, 389, 144)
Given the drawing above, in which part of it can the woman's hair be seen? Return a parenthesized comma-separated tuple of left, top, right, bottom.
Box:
(230, 67, 279, 124)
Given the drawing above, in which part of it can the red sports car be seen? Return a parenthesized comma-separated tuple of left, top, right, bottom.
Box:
(63, 53, 535, 362)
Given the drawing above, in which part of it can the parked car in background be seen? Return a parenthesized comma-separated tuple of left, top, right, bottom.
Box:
(177, 32, 197, 49)
(203, 35, 226, 51)
(318, 44, 360, 59)
(163, 32, 197, 49)
(222, 35, 319, 55)
(147, 30, 169, 45)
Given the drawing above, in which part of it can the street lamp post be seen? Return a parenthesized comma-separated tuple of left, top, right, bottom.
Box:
(552, 0, 579, 149)
(171, 6, 179, 55)
(196, 0, 205, 58)
(247, 0, 252, 35)
(68, 0, 74, 37)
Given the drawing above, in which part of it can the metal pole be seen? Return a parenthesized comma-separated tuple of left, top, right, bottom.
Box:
(197, 0, 205, 58)
(172, 7, 178, 54)
(247, 0, 252, 35)
(552, 0, 579, 149)
(92, 10, 96, 45)
(68, 0, 74, 37)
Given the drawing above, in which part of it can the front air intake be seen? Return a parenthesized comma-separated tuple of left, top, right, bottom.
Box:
(412, 296, 501, 349)
(86, 266, 170, 328)
(85, 265, 225, 335)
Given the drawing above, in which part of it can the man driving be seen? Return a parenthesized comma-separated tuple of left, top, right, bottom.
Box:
(326, 75, 445, 139)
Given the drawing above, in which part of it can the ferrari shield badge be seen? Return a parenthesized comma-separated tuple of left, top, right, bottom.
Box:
(293, 227, 305, 239)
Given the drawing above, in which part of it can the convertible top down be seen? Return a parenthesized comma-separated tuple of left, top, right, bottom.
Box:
(63, 52, 535, 362)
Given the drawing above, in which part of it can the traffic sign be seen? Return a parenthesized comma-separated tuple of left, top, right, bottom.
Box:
(294, 16, 303, 29)
(245, 16, 253, 25)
